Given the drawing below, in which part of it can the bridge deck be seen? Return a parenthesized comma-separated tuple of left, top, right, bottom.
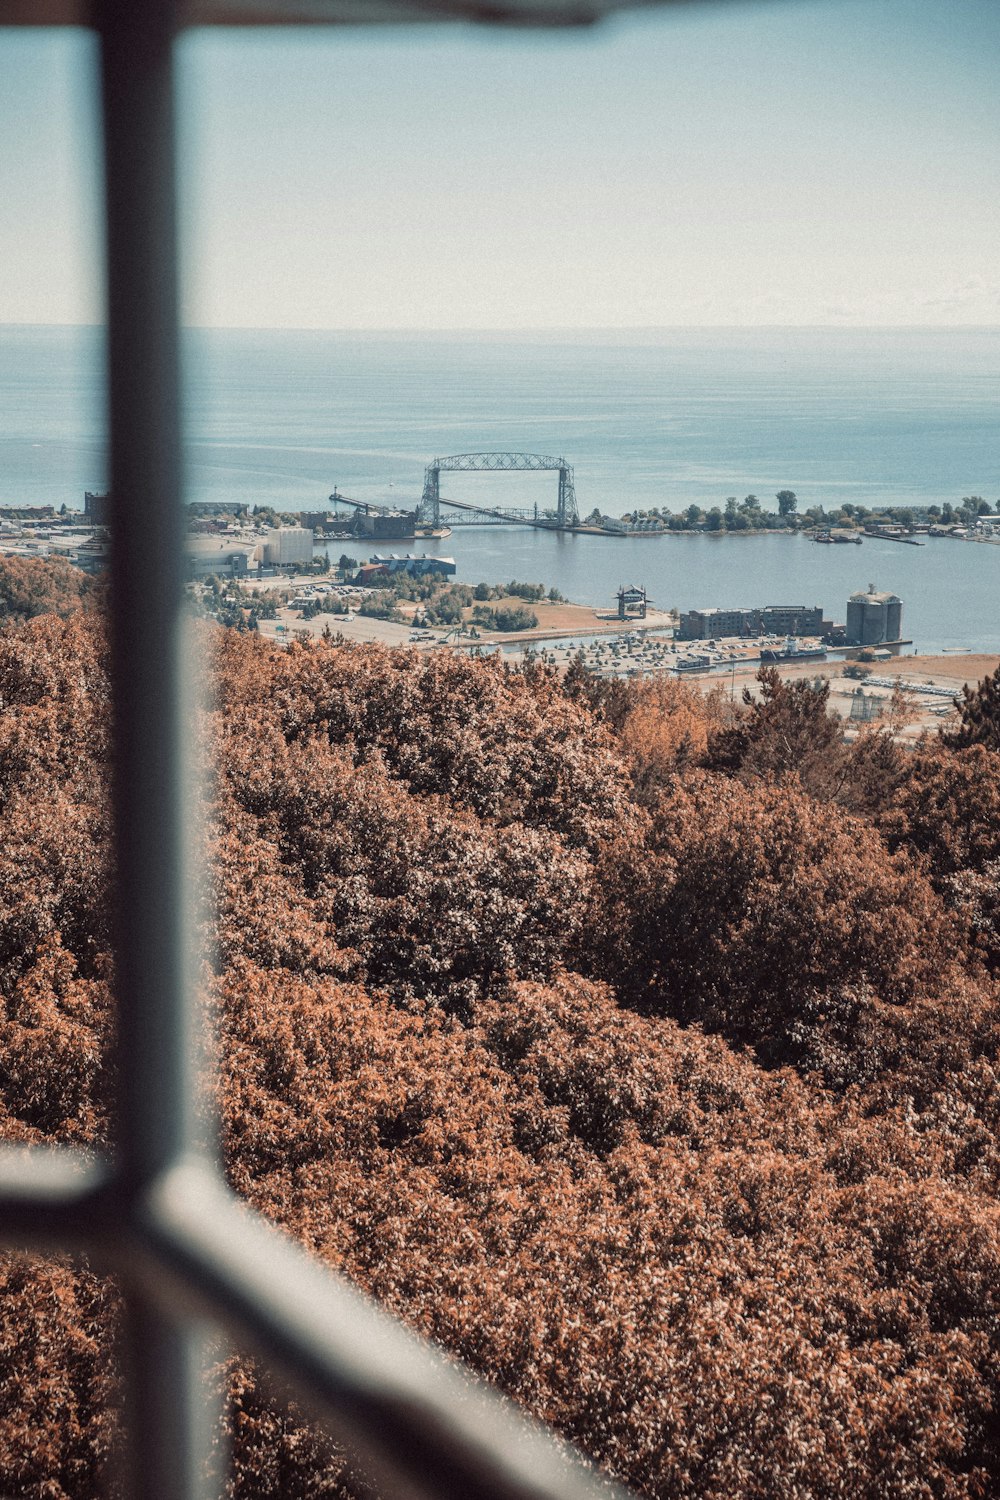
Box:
(438, 496, 561, 528)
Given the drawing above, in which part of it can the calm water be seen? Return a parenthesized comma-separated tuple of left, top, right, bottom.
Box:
(1, 324, 998, 651)
(357, 527, 1000, 657)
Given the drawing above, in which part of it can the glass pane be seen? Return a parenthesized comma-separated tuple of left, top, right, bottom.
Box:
(175, 3, 1000, 1493)
(0, 27, 123, 1500)
(4, 2, 999, 1497)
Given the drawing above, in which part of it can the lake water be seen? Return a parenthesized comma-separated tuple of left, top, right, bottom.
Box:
(323, 528, 1000, 658)
(1, 324, 997, 652)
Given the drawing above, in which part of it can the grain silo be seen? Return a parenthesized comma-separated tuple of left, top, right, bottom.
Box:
(846, 584, 903, 645)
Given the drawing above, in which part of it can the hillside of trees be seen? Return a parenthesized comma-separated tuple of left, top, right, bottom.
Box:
(0, 554, 101, 623)
(2, 575, 1000, 1497)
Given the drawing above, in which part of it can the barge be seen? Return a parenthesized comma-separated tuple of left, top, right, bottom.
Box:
(760, 636, 827, 664)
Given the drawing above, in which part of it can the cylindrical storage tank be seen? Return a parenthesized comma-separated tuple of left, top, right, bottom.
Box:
(886, 596, 902, 641)
(863, 598, 885, 644)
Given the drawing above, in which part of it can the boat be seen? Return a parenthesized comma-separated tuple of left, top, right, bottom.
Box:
(760, 635, 827, 664)
(813, 529, 862, 545)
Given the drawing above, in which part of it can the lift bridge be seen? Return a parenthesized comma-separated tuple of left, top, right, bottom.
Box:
(418, 452, 579, 529)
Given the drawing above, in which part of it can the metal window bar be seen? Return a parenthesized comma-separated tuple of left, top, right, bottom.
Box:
(0, 4, 637, 1498)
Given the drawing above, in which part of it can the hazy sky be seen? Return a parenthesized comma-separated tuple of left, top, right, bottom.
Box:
(1, 0, 998, 328)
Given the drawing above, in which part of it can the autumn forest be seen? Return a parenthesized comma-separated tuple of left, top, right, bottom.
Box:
(2, 556, 1000, 1498)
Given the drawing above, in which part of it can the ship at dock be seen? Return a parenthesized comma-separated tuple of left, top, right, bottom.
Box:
(760, 635, 827, 663)
(813, 528, 862, 544)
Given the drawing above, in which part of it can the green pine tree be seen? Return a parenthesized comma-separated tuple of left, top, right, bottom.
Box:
(943, 663, 1000, 751)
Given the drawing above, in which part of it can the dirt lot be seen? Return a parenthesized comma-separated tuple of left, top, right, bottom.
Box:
(472, 598, 676, 642)
(256, 611, 415, 648)
(725, 652, 999, 741)
(891, 653, 1000, 687)
(256, 596, 677, 650)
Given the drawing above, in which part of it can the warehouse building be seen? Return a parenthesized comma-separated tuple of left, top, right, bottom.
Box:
(300, 511, 335, 533)
(262, 526, 314, 567)
(370, 553, 456, 578)
(84, 490, 111, 526)
(355, 510, 417, 540)
(184, 537, 258, 579)
(186, 500, 250, 519)
(678, 603, 831, 640)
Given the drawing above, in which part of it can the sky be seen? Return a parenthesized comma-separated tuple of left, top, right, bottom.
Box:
(0, 0, 998, 329)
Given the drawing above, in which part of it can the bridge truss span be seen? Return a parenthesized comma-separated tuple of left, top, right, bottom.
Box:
(419, 451, 579, 529)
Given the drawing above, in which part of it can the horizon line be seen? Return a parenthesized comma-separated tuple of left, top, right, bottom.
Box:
(4, 320, 1000, 335)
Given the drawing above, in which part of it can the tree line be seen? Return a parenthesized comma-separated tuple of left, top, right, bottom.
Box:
(584, 491, 996, 532)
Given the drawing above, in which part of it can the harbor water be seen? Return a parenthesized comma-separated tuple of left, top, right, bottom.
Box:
(320, 527, 1000, 658)
(2, 324, 998, 654)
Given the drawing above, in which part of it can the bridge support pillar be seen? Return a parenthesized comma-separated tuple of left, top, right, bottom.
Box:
(558, 468, 578, 528)
(419, 466, 440, 528)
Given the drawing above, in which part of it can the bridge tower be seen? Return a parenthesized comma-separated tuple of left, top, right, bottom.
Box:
(420, 465, 441, 527)
(557, 466, 578, 528)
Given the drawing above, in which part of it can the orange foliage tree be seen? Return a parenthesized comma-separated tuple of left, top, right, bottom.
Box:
(880, 742, 1000, 973)
(0, 555, 100, 623)
(0, 615, 999, 1498)
(587, 769, 981, 1088)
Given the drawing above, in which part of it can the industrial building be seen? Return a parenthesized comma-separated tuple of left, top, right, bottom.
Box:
(2, 505, 58, 521)
(846, 585, 903, 646)
(91, 492, 249, 527)
(84, 490, 111, 526)
(678, 604, 831, 640)
(370, 553, 456, 578)
(300, 511, 336, 534)
(355, 510, 417, 540)
(262, 526, 314, 568)
(187, 500, 250, 519)
(184, 537, 259, 579)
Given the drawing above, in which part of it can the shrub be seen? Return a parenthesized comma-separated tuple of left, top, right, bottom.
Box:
(589, 771, 963, 1085)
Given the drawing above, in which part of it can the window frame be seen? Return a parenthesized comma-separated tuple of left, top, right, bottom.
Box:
(0, 6, 635, 1497)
